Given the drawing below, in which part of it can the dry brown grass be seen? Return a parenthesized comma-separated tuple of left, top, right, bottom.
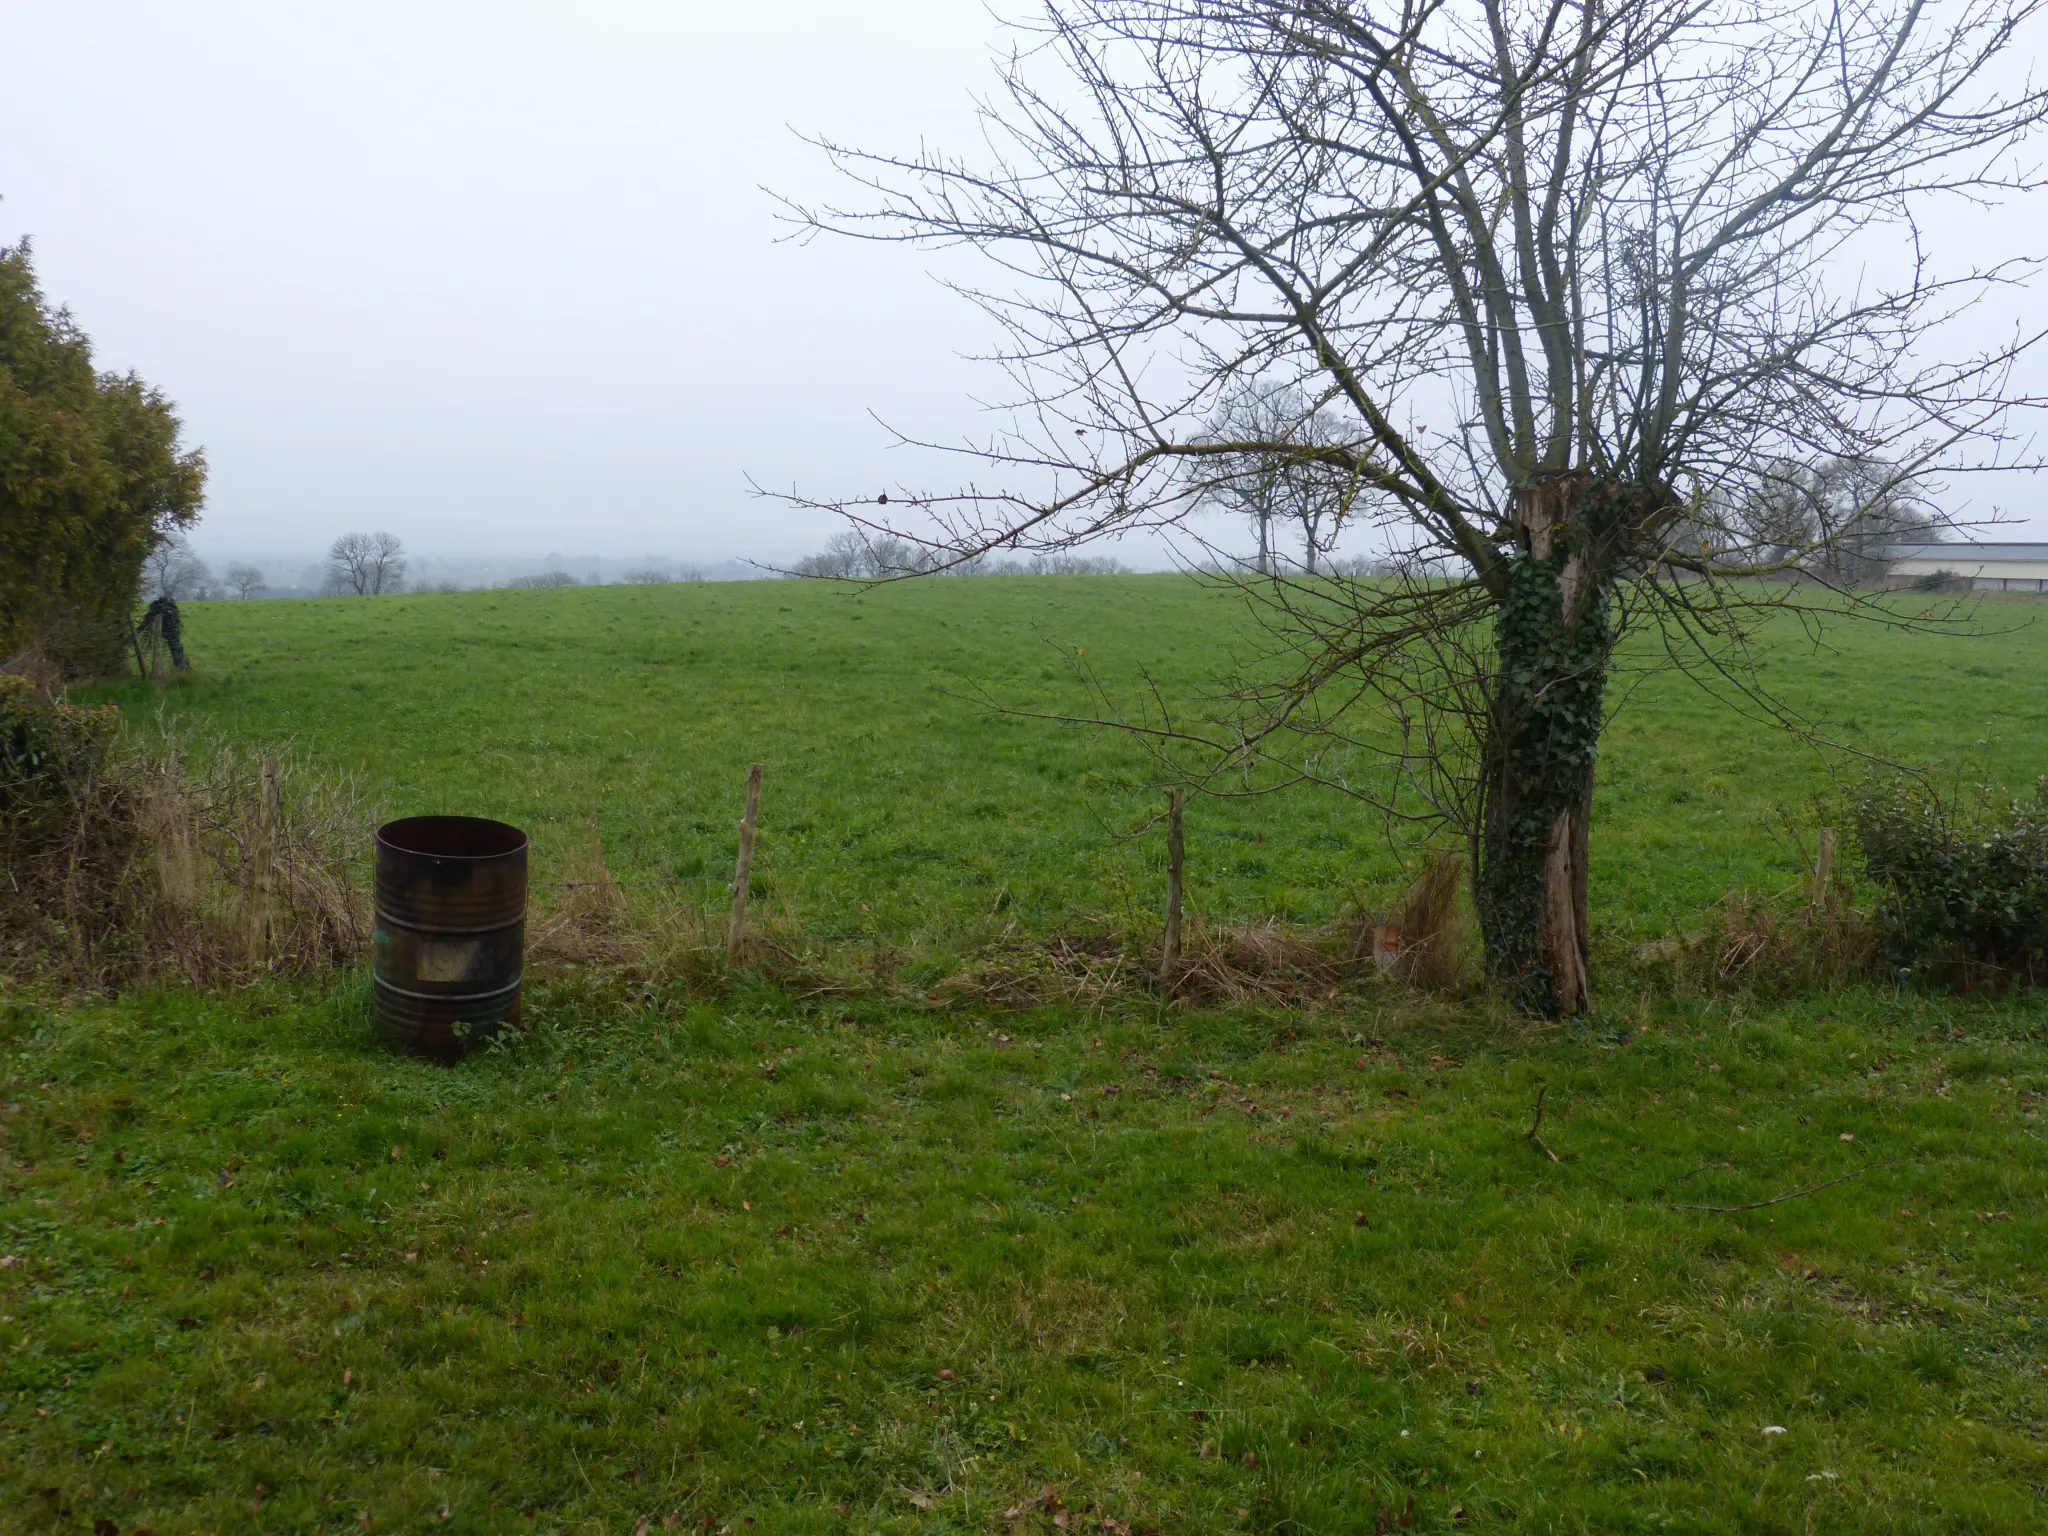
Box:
(1169, 916, 1347, 1004)
(1388, 850, 1469, 991)
(525, 822, 830, 993)
(928, 930, 1140, 1011)
(526, 819, 631, 966)
(1, 672, 367, 990)
(924, 854, 1484, 1013)
(1633, 889, 1880, 995)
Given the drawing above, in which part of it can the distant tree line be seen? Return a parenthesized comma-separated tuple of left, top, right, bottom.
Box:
(794, 530, 1129, 579)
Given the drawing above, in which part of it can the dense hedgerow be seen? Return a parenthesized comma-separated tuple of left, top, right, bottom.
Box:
(1849, 773, 2048, 987)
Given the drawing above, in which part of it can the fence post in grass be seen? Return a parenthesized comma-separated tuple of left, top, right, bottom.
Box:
(727, 762, 764, 965)
(250, 754, 280, 964)
(1160, 787, 1185, 988)
(1813, 826, 1837, 909)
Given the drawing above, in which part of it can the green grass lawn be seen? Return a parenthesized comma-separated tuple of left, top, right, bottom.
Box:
(6, 978, 2047, 1533)
(6, 575, 2048, 1533)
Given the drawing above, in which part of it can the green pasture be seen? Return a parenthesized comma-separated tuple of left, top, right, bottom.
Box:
(6, 575, 2048, 1534)
(87, 575, 2048, 941)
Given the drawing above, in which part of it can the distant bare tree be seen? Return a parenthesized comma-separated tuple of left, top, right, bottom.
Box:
(225, 563, 265, 600)
(793, 530, 944, 579)
(143, 535, 214, 602)
(784, 0, 2048, 1012)
(325, 532, 407, 596)
(1727, 456, 1946, 583)
(1200, 382, 1354, 575)
(506, 570, 578, 589)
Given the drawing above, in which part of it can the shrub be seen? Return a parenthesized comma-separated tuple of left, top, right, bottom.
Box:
(1847, 774, 2048, 988)
(0, 243, 206, 670)
(1, 672, 152, 979)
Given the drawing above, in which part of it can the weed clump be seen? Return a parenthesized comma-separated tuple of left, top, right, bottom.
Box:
(1674, 891, 1878, 995)
(0, 671, 367, 989)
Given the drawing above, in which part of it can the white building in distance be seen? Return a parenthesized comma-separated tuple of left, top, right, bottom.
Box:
(1887, 541, 2048, 593)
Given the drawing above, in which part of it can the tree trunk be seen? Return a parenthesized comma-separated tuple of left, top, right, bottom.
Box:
(1257, 511, 1272, 576)
(1474, 472, 1614, 1014)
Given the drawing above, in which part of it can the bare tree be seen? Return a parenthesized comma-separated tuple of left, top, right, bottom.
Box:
(325, 532, 407, 596)
(506, 570, 579, 589)
(1201, 381, 1356, 574)
(792, 529, 944, 578)
(143, 534, 214, 602)
(1726, 455, 1945, 582)
(225, 563, 265, 600)
(783, 0, 2048, 1011)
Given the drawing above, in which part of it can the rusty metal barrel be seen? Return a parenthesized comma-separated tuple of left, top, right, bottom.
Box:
(372, 815, 527, 1061)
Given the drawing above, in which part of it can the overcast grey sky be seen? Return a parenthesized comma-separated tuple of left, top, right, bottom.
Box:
(2, 1, 2042, 564)
(0, 0, 1013, 562)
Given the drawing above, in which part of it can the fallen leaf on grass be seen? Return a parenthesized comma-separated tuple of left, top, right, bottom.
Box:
(907, 1492, 934, 1510)
(1003, 1485, 1063, 1519)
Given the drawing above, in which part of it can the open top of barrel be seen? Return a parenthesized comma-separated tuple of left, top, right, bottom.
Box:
(377, 815, 529, 862)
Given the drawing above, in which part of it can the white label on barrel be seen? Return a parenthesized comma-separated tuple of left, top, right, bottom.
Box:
(417, 939, 481, 982)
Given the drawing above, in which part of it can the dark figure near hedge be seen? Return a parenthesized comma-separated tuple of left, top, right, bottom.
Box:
(139, 597, 188, 671)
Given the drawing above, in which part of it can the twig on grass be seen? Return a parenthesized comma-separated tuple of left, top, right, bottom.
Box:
(1674, 1160, 1736, 1185)
(1526, 1085, 1560, 1162)
(1671, 1159, 1895, 1213)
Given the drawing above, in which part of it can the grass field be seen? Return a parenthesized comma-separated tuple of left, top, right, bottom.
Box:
(82, 574, 2048, 940)
(6, 576, 2048, 1534)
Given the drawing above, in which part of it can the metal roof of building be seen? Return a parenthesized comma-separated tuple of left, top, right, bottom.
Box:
(1888, 541, 2048, 562)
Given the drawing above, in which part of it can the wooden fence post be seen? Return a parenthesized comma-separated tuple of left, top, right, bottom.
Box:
(727, 763, 764, 964)
(250, 755, 280, 964)
(1160, 787, 1185, 987)
(1813, 826, 1837, 908)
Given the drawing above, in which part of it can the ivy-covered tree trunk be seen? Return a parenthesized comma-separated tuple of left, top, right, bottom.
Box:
(1474, 473, 1621, 1014)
